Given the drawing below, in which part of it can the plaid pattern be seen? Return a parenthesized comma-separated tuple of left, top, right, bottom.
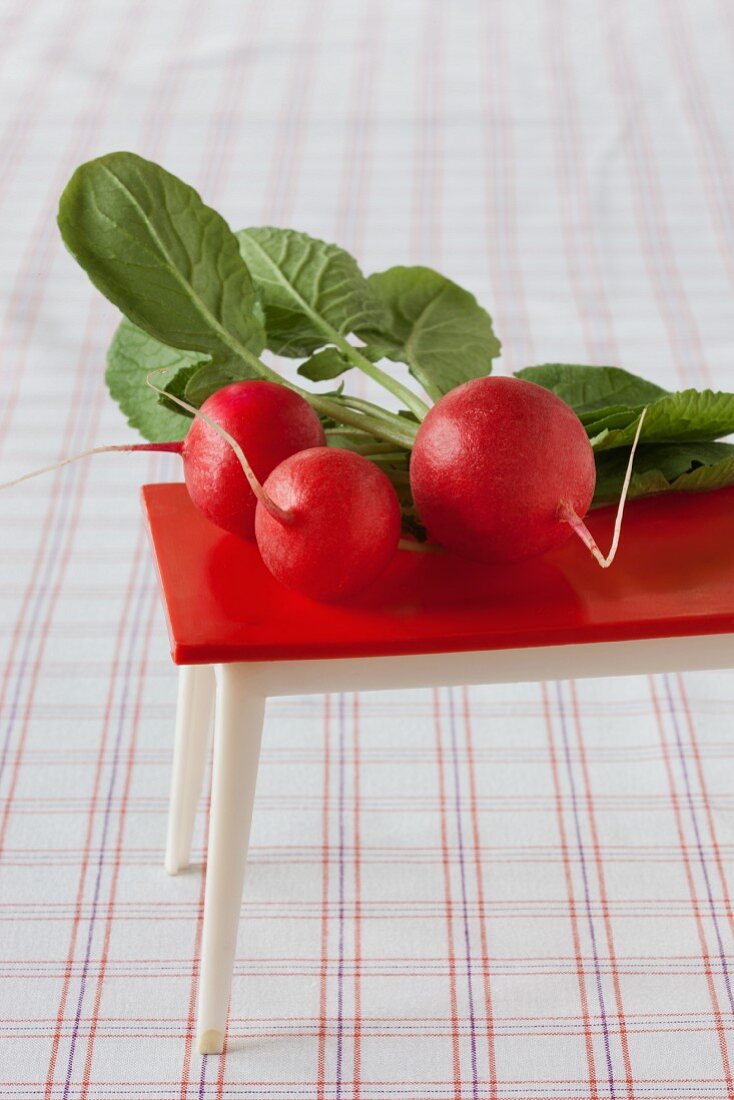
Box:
(1, 0, 734, 1095)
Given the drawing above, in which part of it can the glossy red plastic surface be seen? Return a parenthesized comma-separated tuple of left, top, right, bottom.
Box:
(142, 482, 734, 665)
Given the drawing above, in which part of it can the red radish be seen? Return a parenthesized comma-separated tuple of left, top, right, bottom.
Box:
(150, 383, 402, 598)
(1, 380, 325, 541)
(254, 447, 402, 600)
(410, 376, 644, 566)
(156, 381, 402, 596)
(181, 381, 324, 538)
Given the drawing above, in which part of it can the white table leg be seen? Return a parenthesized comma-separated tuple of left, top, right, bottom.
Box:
(165, 664, 215, 875)
(197, 664, 266, 1056)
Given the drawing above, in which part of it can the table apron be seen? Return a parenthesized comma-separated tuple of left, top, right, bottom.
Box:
(208, 631, 733, 698)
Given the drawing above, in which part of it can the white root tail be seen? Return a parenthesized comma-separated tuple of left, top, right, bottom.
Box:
(558, 407, 647, 569)
(145, 369, 294, 526)
(0, 441, 183, 491)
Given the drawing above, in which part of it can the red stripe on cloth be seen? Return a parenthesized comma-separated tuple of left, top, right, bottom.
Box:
(544, 0, 618, 365)
(569, 682, 636, 1098)
(461, 687, 497, 1097)
(480, 0, 533, 370)
(79, 586, 160, 1096)
(43, 510, 152, 1098)
(178, 774, 211, 1099)
(649, 675, 734, 1093)
(676, 674, 734, 947)
(37, 0, 203, 1086)
(434, 690, 463, 1100)
(316, 694, 332, 1100)
(541, 683, 600, 1100)
(605, 9, 711, 388)
(353, 693, 363, 1100)
(661, 0, 734, 293)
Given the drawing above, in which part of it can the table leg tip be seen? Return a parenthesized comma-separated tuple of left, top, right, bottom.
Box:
(198, 1029, 224, 1055)
(165, 853, 189, 875)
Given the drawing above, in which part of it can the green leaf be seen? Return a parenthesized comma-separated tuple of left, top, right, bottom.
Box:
(236, 226, 387, 358)
(183, 361, 249, 406)
(106, 319, 206, 441)
(580, 405, 647, 433)
(593, 442, 734, 504)
(515, 364, 668, 415)
(158, 363, 200, 417)
(297, 347, 353, 383)
(355, 266, 501, 401)
(591, 390, 734, 451)
(59, 151, 267, 368)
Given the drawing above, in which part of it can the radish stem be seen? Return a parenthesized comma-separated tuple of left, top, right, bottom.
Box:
(0, 441, 182, 490)
(217, 340, 419, 448)
(558, 407, 647, 568)
(145, 370, 295, 526)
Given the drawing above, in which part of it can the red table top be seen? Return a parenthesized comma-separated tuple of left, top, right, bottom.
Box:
(142, 482, 734, 665)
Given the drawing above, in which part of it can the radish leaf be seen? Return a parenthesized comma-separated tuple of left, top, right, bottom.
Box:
(591, 389, 734, 450)
(515, 363, 668, 414)
(59, 152, 267, 368)
(298, 347, 353, 382)
(593, 441, 734, 504)
(236, 226, 387, 357)
(356, 266, 500, 401)
(158, 364, 200, 417)
(106, 319, 204, 441)
(183, 361, 251, 406)
(237, 226, 429, 418)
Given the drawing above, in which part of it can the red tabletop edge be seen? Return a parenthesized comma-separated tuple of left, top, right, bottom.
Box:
(141, 482, 734, 665)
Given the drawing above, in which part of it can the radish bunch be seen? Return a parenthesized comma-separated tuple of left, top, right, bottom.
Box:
(2, 372, 645, 601)
(2, 151, 671, 601)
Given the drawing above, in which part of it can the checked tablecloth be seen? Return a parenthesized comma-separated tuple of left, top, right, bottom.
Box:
(2, 0, 734, 1096)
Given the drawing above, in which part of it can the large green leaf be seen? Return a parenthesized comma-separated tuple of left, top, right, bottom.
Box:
(236, 226, 387, 358)
(515, 363, 669, 415)
(59, 152, 267, 366)
(593, 441, 734, 504)
(106, 319, 205, 441)
(591, 390, 734, 450)
(354, 266, 501, 401)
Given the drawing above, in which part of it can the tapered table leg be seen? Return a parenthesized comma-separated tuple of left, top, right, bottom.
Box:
(196, 664, 265, 1056)
(165, 664, 215, 875)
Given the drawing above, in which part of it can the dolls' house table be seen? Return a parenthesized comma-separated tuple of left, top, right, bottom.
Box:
(142, 482, 734, 1055)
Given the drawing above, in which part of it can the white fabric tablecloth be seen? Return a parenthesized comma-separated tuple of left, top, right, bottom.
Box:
(1, 1, 734, 1095)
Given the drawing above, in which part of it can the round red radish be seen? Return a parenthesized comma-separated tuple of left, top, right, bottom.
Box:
(182, 381, 325, 539)
(410, 376, 596, 563)
(254, 447, 401, 601)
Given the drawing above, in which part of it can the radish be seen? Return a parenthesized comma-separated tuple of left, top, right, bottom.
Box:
(180, 381, 324, 538)
(410, 376, 645, 566)
(1, 380, 325, 540)
(254, 448, 402, 600)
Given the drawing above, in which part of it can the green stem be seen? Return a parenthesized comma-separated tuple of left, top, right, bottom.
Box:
(364, 451, 410, 464)
(335, 341, 431, 420)
(234, 345, 417, 449)
(336, 394, 413, 424)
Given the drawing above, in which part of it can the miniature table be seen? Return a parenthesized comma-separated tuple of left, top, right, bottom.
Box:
(142, 482, 734, 1056)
